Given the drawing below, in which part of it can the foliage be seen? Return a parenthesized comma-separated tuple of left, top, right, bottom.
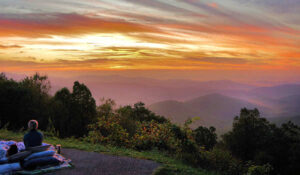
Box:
(51, 81, 97, 137)
(201, 148, 245, 175)
(247, 164, 273, 175)
(223, 108, 300, 175)
(88, 99, 174, 150)
(88, 114, 130, 146)
(132, 121, 177, 151)
(193, 126, 217, 150)
(0, 129, 216, 175)
(0, 73, 96, 138)
(1, 73, 300, 175)
(222, 108, 273, 161)
(69, 81, 97, 137)
(0, 73, 51, 130)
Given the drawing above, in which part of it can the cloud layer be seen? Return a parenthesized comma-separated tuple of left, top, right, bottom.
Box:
(0, 0, 299, 72)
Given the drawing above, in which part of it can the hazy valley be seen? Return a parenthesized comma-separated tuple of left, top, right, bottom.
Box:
(46, 74, 300, 133)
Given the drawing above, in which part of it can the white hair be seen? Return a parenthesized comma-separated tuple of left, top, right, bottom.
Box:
(28, 120, 38, 130)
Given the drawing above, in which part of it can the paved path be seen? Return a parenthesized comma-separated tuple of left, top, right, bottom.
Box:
(50, 148, 160, 175)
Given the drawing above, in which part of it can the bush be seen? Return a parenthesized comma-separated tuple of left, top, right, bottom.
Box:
(88, 115, 130, 146)
(203, 148, 245, 175)
(247, 164, 273, 175)
(193, 126, 217, 150)
(223, 108, 300, 175)
(132, 121, 177, 151)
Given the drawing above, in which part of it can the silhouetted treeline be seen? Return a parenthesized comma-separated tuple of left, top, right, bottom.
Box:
(0, 73, 166, 138)
(222, 108, 300, 175)
(0, 73, 98, 137)
(1, 73, 299, 175)
(0, 73, 52, 131)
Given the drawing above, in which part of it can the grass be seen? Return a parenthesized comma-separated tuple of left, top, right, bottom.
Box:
(0, 129, 217, 175)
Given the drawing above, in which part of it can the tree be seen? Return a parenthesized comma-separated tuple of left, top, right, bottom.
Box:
(53, 82, 97, 138)
(19, 73, 52, 129)
(69, 81, 97, 137)
(21, 73, 51, 95)
(193, 126, 217, 150)
(222, 108, 274, 161)
(0, 73, 52, 130)
(131, 102, 168, 123)
(53, 88, 72, 137)
(0, 73, 7, 81)
(277, 121, 300, 175)
(96, 98, 116, 119)
(223, 108, 300, 175)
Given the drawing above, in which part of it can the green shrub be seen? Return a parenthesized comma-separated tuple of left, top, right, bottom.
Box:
(247, 164, 273, 175)
(203, 148, 245, 175)
(193, 126, 217, 150)
(132, 121, 177, 151)
(88, 115, 130, 146)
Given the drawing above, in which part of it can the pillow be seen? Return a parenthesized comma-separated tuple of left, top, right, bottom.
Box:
(24, 150, 55, 161)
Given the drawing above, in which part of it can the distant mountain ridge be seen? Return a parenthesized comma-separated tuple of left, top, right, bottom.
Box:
(48, 75, 257, 105)
(269, 116, 300, 126)
(250, 84, 300, 99)
(149, 93, 270, 133)
(6, 73, 300, 131)
(149, 88, 300, 134)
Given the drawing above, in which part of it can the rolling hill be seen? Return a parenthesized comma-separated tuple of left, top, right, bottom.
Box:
(149, 93, 270, 134)
(48, 75, 256, 105)
(276, 95, 300, 116)
(269, 116, 300, 126)
(250, 84, 300, 99)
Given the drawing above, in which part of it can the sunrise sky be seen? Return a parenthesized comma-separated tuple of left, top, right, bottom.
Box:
(0, 0, 299, 83)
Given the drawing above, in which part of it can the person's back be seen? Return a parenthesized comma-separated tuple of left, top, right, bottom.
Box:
(23, 120, 43, 149)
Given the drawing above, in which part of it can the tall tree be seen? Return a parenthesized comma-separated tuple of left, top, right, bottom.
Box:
(69, 81, 97, 137)
(222, 108, 274, 161)
(53, 88, 72, 137)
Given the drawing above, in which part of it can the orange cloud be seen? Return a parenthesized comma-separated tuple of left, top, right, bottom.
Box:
(0, 44, 22, 49)
(208, 2, 218, 9)
(0, 13, 160, 38)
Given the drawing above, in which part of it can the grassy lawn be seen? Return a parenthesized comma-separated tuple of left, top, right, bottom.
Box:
(0, 129, 217, 175)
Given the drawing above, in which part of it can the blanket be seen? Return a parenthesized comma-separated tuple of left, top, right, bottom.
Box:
(0, 140, 71, 175)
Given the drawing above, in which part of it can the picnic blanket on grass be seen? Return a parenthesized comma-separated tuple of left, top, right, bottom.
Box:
(0, 141, 71, 175)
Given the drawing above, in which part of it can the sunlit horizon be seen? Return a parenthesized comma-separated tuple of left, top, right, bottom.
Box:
(0, 0, 299, 83)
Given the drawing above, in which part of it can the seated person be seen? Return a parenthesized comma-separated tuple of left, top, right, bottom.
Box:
(23, 120, 43, 149)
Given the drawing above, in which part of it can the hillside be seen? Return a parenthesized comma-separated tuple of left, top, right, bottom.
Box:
(45, 75, 255, 105)
(269, 116, 300, 126)
(277, 95, 300, 116)
(250, 84, 300, 99)
(147, 100, 193, 124)
(149, 93, 269, 133)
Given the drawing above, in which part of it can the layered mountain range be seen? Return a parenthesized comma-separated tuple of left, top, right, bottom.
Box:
(7, 73, 300, 133)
